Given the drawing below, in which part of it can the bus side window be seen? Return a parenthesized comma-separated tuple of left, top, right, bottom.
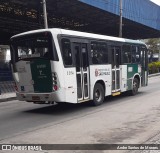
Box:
(132, 46, 141, 63)
(122, 45, 131, 64)
(131, 46, 136, 63)
(132, 46, 140, 63)
(61, 38, 72, 66)
(91, 41, 108, 64)
(82, 47, 88, 70)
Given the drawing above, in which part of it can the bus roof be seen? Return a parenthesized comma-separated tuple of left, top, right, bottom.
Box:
(11, 28, 145, 45)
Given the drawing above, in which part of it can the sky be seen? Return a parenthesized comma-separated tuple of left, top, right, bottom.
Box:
(150, 0, 160, 5)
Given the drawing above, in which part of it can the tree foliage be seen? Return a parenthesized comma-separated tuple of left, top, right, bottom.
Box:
(148, 61, 160, 74)
(145, 38, 160, 53)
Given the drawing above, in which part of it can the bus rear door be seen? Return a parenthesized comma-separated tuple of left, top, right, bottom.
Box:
(111, 46, 121, 95)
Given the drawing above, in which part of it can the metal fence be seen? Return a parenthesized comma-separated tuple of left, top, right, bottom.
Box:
(0, 81, 15, 95)
(0, 70, 13, 82)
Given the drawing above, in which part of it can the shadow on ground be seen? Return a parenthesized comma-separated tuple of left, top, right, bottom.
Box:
(23, 91, 145, 116)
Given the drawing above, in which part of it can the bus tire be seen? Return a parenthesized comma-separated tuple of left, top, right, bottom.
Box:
(92, 83, 105, 106)
(129, 78, 139, 96)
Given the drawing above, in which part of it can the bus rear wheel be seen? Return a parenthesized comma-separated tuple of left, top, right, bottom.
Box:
(129, 78, 139, 96)
(92, 83, 105, 106)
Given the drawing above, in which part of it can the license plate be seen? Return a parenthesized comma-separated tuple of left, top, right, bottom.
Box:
(32, 96, 40, 101)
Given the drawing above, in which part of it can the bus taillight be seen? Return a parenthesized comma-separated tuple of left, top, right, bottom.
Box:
(52, 72, 59, 91)
(53, 85, 58, 91)
(14, 83, 18, 91)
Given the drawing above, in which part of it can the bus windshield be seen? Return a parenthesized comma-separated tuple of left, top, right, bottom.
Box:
(10, 32, 58, 62)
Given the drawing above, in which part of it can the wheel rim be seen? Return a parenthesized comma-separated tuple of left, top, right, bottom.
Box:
(133, 81, 138, 93)
(95, 89, 101, 101)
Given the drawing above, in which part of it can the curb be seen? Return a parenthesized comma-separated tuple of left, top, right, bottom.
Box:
(0, 97, 17, 103)
(148, 73, 160, 78)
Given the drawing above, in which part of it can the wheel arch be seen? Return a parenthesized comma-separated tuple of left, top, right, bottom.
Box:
(94, 80, 106, 94)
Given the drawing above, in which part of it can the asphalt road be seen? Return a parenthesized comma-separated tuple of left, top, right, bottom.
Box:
(0, 76, 160, 152)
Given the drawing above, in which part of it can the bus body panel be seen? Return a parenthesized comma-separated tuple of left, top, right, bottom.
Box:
(127, 64, 139, 90)
(15, 59, 53, 93)
(16, 90, 66, 102)
(51, 33, 78, 103)
(89, 65, 112, 99)
(63, 68, 78, 103)
(50, 60, 66, 102)
(15, 61, 34, 93)
(14, 60, 66, 102)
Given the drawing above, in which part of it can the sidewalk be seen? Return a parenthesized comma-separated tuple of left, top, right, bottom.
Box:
(148, 72, 160, 77)
(0, 92, 16, 102)
(0, 80, 16, 102)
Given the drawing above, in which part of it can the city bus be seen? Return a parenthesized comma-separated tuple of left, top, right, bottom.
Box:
(10, 28, 148, 106)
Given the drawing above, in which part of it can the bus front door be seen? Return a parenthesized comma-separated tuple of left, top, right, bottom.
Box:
(73, 43, 89, 102)
(111, 46, 121, 94)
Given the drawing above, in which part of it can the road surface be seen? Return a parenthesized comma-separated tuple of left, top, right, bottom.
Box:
(0, 76, 160, 153)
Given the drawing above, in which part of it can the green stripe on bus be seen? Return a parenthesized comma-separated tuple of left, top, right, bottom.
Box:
(31, 59, 53, 93)
(127, 64, 138, 90)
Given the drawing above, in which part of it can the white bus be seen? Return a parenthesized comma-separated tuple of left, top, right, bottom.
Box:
(10, 28, 148, 106)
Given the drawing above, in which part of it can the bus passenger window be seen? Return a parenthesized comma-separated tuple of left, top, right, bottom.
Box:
(132, 46, 140, 63)
(61, 38, 72, 65)
(115, 48, 121, 67)
(75, 46, 80, 71)
(43, 51, 49, 58)
(122, 45, 131, 63)
(82, 47, 88, 70)
(91, 42, 108, 64)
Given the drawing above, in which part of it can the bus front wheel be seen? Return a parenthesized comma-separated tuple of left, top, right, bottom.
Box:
(129, 78, 139, 96)
(92, 83, 105, 106)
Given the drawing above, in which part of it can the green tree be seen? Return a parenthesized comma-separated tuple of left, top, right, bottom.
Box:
(145, 38, 160, 53)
